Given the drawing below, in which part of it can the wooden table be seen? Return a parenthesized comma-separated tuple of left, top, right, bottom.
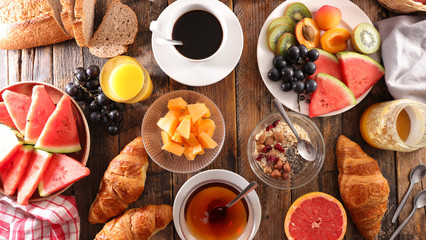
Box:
(1, 0, 425, 239)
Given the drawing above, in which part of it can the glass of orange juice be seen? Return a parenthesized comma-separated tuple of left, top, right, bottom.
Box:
(100, 56, 153, 103)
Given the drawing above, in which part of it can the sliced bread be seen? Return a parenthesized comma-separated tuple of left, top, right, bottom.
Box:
(60, 0, 76, 37)
(88, 1, 138, 58)
(73, 0, 97, 47)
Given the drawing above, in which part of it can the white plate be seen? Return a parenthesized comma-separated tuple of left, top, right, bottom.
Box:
(151, 0, 243, 87)
(257, 0, 379, 117)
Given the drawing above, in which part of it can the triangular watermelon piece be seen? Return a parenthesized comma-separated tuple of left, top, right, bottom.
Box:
(309, 73, 357, 118)
(0, 145, 33, 196)
(336, 51, 385, 99)
(309, 48, 343, 81)
(0, 102, 17, 129)
(35, 95, 81, 153)
(38, 153, 90, 197)
(24, 86, 56, 144)
(0, 124, 23, 169)
(17, 149, 52, 205)
(2, 90, 32, 135)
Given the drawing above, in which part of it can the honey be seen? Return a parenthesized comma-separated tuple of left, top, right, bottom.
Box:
(396, 109, 410, 141)
(185, 183, 248, 240)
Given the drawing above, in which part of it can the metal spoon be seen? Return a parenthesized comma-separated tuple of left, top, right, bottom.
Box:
(389, 190, 426, 240)
(392, 164, 426, 223)
(208, 181, 258, 223)
(155, 38, 183, 46)
(272, 99, 316, 161)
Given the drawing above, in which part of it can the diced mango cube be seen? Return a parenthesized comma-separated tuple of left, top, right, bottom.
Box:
(172, 132, 184, 143)
(157, 116, 179, 136)
(198, 119, 215, 137)
(192, 144, 205, 155)
(161, 131, 172, 145)
(176, 115, 191, 139)
(161, 141, 185, 156)
(168, 97, 187, 111)
(198, 132, 217, 149)
(187, 103, 209, 123)
(183, 146, 196, 160)
(184, 133, 199, 147)
(165, 109, 181, 119)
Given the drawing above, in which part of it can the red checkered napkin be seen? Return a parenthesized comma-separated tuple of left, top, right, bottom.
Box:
(0, 194, 80, 240)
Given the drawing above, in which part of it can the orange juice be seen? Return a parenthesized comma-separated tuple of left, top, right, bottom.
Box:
(100, 56, 153, 103)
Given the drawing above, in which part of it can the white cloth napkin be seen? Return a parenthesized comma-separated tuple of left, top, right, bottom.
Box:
(375, 15, 426, 104)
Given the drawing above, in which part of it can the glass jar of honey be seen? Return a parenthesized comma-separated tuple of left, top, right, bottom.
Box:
(360, 99, 426, 152)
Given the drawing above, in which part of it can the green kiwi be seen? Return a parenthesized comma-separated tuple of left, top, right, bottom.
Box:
(275, 33, 297, 56)
(283, 2, 312, 23)
(350, 23, 380, 55)
(267, 24, 294, 52)
(267, 16, 296, 34)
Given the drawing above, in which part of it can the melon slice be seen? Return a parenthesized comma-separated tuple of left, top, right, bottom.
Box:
(35, 95, 81, 153)
(309, 48, 343, 81)
(336, 51, 385, 98)
(183, 145, 196, 160)
(24, 86, 56, 144)
(17, 149, 52, 205)
(309, 73, 356, 118)
(0, 146, 33, 196)
(157, 116, 179, 136)
(0, 102, 17, 129)
(187, 103, 209, 123)
(198, 132, 218, 149)
(161, 141, 185, 156)
(0, 124, 24, 169)
(38, 153, 90, 197)
(2, 90, 32, 134)
(171, 132, 184, 144)
(161, 131, 172, 145)
(198, 119, 216, 138)
(176, 115, 191, 139)
(184, 133, 199, 147)
(167, 97, 187, 111)
(192, 144, 205, 155)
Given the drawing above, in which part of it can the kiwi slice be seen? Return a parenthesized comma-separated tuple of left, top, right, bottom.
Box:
(283, 2, 312, 23)
(267, 24, 294, 52)
(351, 23, 381, 55)
(275, 33, 297, 56)
(268, 16, 295, 34)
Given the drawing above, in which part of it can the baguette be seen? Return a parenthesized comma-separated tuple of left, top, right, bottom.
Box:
(73, 0, 97, 47)
(60, 0, 76, 37)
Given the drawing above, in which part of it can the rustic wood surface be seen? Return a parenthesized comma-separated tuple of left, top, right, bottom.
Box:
(1, 0, 425, 239)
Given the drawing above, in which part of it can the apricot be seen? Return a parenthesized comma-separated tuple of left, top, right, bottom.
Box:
(295, 18, 320, 48)
(315, 5, 342, 31)
(320, 28, 350, 54)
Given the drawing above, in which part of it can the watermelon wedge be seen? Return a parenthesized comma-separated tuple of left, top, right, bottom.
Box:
(17, 149, 52, 205)
(0, 124, 23, 169)
(0, 145, 33, 195)
(38, 153, 90, 197)
(0, 102, 17, 129)
(336, 51, 385, 99)
(309, 73, 356, 118)
(35, 95, 81, 153)
(24, 85, 56, 144)
(309, 48, 343, 81)
(2, 90, 32, 134)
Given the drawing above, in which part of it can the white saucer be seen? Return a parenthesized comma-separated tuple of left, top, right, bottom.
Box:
(151, 0, 243, 87)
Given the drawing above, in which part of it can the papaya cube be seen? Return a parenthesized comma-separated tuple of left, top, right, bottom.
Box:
(198, 132, 217, 149)
(165, 109, 181, 119)
(172, 132, 184, 144)
(176, 115, 191, 139)
(184, 133, 199, 147)
(192, 144, 205, 155)
(168, 97, 187, 111)
(157, 116, 179, 136)
(183, 145, 196, 160)
(161, 131, 172, 145)
(187, 103, 208, 123)
(161, 142, 185, 156)
(198, 119, 215, 137)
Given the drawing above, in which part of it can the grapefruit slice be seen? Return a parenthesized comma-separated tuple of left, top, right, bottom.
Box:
(0, 102, 17, 129)
(284, 192, 347, 240)
(35, 95, 81, 153)
(2, 90, 32, 134)
(24, 85, 56, 144)
(0, 145, 33, 195)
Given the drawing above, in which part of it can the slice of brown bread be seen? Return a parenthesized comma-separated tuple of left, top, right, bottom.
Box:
(73, 0, 97, 47)
(60, 0, 76, 37)
(88, 1, 138, 58)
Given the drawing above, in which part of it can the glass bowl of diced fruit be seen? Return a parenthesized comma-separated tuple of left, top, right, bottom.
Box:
(141, 90, 225, 173)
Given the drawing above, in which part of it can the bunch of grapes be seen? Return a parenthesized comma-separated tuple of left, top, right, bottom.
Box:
(267, 44, 319, 102)
(65, 65, 124, 135)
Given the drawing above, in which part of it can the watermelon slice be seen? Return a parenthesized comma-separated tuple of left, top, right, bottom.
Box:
(2, 90, 32, 134)
(35, 95, 81, 153)
(24, 86, 56, 144)
(309, 73, 356, 118)
(0, 124, 23, 169)
(0, 145, 33, 195)
(38, 153, 90, 197)
(336, 51, 385, 99)
(17, 149, 52, 205)
(0, 102, 17, 129)
(309, 48, 343, 81)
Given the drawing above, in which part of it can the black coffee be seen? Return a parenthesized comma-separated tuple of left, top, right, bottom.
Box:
(172, 10, 223, 60)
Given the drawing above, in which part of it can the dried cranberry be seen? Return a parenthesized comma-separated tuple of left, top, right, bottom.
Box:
(272, 120, 280, 127)
(266, 155, 275, 164)
(266, 124, 273, 131)
(262, 145, 272, 153)
(255, 154, 264, 161)
(274, 144, 285, 152)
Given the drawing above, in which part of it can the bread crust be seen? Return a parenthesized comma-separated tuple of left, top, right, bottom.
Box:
(60, 0, 75, 37)
(73, 0, 96, 47)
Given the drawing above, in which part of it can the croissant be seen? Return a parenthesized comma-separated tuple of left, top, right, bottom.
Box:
(336, 135, 389, 240)
(95, 205, 173, 240)
(89, 137, 149, 224)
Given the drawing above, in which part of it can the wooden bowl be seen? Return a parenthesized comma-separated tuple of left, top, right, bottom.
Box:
(0, 82, 90, 202)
